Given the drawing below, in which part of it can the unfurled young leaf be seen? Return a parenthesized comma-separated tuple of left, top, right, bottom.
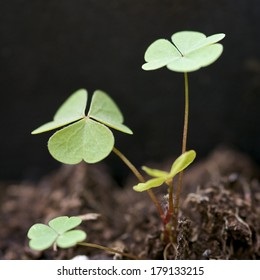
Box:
(169, 150, 196, 178)
(142, 31, 225, 72)
(133, 150, 196, 192)
(132, 177, 165, 192)
(27, 216, 87, 251)
(32, 89, 132, 164)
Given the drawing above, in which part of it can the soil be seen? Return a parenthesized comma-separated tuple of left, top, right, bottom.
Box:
(0, 146, 260, 260)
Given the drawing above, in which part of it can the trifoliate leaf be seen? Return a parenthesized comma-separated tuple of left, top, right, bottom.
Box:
(88, 90, 133, 134)
(32, 89, 133, 165)
(32, 89, 87, 134)
(48, 118, 114, 164)
(27, 216, 87, 251)
(142, 31, 225, 72)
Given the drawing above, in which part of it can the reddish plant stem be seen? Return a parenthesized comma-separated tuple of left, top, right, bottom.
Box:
(164, 180, 174, 225)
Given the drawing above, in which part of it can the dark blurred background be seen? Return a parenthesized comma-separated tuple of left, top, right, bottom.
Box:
(0, 0, 259, 182)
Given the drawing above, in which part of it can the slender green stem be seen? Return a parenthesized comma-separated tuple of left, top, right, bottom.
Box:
(78, 242, 141, 260)
(113, 147, 144, 183)
(181, 72, 189, 154)
(174, 72, 189, 238)
(112, 147, 165, 221)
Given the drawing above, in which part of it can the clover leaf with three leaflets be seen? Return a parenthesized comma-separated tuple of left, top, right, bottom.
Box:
(142, 31, 225, 72)
(27, 216, 87, 250)
(32, 89, 132, 164)
(133, 150, 196, 192)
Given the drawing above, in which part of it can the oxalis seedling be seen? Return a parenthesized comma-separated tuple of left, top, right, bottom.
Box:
(140, 30, 225, 254)
(28, 216, 86, 251)
(28, 31, 225, 259)
(28, 88, 162, 259)
(27, 216, 139, 260)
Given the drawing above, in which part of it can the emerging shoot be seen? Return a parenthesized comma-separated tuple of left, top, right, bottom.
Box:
(133, 150, 196, 192)
(142, 31, 225, 245)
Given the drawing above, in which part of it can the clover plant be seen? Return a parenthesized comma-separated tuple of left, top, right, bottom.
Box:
(141, 31, 225, 247)
(27, 216, 140, 260)
(27, 30, 225, 259)
(32, 89, 132, 164)
(28, 88, 161, 259)
(27, 216, 86, 250)
(32, 88, 163, 216)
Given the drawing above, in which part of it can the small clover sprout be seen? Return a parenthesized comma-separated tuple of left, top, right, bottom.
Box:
(32, 89, 132, 164)
(27, 216, 87, 250)
(142, 31, 225, 72)
(133, 150, 196, 192)
(141, 32, 225, 246)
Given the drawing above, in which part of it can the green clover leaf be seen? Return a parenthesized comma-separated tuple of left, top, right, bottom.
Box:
(133, 150, 196, 192)
(27, 216, 87, 250)
(32, 89, 132, 164)
(142, 31, 225, 72)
